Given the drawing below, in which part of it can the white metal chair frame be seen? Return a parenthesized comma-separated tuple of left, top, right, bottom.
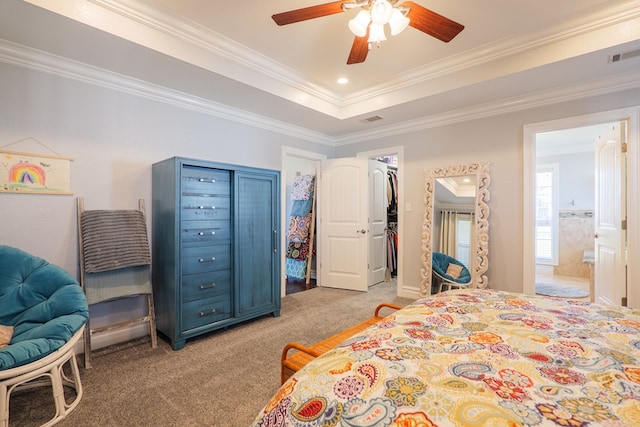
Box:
(0, 328, 85, 427)
(434, 271, 472, 293)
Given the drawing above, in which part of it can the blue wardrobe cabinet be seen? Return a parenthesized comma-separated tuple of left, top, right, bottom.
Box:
(152, 157, 281, 350)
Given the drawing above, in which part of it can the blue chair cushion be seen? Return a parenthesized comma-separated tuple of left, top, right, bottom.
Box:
(432, 252, 471, 283)
(0, 245, 88, 370)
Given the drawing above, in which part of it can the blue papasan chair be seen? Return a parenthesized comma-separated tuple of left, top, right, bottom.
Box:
(432, 252, 472, 293)
(0, 245, 89, 427)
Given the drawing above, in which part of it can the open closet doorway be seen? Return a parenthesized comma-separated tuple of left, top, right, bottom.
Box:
(523, 107, 640, 307)
(281, 146, 405, 298)
(281, 147, 326, 296)
(357, 146, 404, 297)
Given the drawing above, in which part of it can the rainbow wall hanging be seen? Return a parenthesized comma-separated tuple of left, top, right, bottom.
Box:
(1, 150, 72, 194)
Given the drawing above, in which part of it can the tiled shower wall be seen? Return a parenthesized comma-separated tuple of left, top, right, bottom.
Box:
(554, 211, 593, 278)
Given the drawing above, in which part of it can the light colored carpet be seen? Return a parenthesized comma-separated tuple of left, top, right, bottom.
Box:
(9, 282, 414, 427)
(535, 282, 589, 298)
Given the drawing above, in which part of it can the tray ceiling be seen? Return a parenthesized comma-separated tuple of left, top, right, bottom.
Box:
(3, 0, 640, 144)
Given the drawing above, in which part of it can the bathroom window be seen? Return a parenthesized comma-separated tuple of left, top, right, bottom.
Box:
(536, 164, 559, 265)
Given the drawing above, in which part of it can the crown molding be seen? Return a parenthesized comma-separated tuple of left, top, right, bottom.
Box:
(0, 39, 334, 145)
(2, 38, 640, 147)
(25, 0, 343, 118)
(334, 70, 640, 146)
(88, 0, 337, 103)
(93, 0, 640, 108)
(345, 1, 640, 105)
(24, 0, 640, 120)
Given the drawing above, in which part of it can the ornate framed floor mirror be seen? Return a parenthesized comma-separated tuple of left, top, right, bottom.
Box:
(421, 163, 491, 295)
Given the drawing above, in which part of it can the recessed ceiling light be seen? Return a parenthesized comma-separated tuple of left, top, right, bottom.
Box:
(337, 77, 348, 85)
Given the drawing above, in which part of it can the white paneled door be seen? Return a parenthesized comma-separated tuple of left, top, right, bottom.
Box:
(368, 159, 387, 286)
(319, 158, 387, 291)
(319, 158, 368, 291)
(594, 121, 627, 306)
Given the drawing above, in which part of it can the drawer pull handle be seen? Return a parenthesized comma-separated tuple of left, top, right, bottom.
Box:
(198, 231, 216, 236)
(273, 230, 277, 253)
(199, 308, 217, 316)
(199, 283, 216, 290)
(198, 178, 216, 183)
(198, 206, 216, 210)
(198, 257, 216, 263)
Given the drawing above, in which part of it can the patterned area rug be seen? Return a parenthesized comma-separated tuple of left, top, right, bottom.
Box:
(535, 282, 589, 298)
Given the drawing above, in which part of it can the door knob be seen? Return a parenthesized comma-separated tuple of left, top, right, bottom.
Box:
(593, 233, 599, 238)
(356, 229, 367, 234)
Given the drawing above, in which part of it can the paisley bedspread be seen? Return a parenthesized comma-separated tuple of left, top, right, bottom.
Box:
(251, 289, 640, 426)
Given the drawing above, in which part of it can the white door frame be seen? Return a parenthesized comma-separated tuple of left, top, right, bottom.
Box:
(357, 146, 405, 297)
(281, 146, 327, 297)
(523, 107, 640, 308)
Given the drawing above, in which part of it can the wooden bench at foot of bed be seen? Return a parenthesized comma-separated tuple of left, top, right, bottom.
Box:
(280, 303, 402, 384)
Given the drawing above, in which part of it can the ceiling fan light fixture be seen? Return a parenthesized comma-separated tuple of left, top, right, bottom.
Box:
(388, 9, 409, 36)
(272, 0, 464, 65)
(370, 0, 393, 25)
(368, 22, 387, 44)
(348, 10, 370, 37)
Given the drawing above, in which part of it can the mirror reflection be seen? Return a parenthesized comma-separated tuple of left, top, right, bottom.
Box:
(433, 176, 476, 267)
(421, 163, 490, 295)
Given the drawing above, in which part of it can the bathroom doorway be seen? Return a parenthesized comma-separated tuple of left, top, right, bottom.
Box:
(523, 108, 639, 306)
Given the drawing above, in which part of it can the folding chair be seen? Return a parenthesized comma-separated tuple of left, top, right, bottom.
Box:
(77, 198, 157, 368)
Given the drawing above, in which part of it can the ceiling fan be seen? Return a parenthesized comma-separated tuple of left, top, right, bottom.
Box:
(272, 0, 464, 64)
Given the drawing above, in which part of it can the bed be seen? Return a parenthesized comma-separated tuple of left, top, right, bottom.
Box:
(251, 289, 640, 426)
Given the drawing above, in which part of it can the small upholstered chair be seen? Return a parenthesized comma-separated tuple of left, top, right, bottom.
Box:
(432, 252, 472, 293)
(0, 245, 89, 427)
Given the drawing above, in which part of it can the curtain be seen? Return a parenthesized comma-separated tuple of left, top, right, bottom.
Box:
(439, 210, 475, 269)
(439, 210, 458, 256)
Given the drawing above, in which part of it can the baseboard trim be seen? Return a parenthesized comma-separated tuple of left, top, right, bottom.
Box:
(74, 322, 151, 355)
(398, 285, 422, 299)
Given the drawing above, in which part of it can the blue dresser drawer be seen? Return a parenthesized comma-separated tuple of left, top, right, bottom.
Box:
(181, 270, 231, 303)
(181, 194, 231, 220)
(181, 220, 231, 245)
(181, 296, 231, 331)
(181, 166, 231, 195)
(181, 245, 231, 274)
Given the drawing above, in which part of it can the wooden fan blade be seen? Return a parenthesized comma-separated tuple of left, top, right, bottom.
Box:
(402, 1, 464, 42)
(347, 33, 369, 64)
(272, 1, 349, 26)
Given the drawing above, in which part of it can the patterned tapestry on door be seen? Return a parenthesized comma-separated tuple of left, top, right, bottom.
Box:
(286, 174, 316, 280)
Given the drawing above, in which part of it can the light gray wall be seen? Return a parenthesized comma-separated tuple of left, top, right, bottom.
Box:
(0, 62, 333, 345)
(538, 151, 595, 211)
(0, 61, 333, 265)
(336, 88, 640, 294)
